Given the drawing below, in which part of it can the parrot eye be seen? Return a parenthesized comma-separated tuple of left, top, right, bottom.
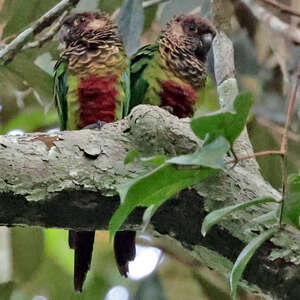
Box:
(189, 23, 197, 32)
(80, 17, 86, 23)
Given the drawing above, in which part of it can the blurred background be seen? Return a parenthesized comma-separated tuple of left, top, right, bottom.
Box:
(0, 0, 299, 299)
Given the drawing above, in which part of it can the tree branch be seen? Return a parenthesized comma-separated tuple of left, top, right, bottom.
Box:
(240, 0, 300, 43)
(1, 105, 300, 299)
(0, 0, 79, 65)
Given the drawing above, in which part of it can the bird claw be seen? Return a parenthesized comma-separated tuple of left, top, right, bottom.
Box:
(83, 120, 106, 130)
(161, 105, 174, 114)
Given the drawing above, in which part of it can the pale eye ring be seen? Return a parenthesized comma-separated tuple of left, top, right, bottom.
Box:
(80, 17, 86, 23)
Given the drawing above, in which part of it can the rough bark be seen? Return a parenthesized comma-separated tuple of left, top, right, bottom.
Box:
(1, 104, 300, 299)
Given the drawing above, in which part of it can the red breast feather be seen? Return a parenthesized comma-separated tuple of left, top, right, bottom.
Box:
(78, 75, 119, 127)
(160, 80, 197, 118)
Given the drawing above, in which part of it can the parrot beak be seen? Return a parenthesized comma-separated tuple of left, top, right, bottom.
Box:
(59, 24, 71, 44)
(201, 33, 214, 55)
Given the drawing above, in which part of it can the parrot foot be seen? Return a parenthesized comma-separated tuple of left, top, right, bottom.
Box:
(83, 120, 106, 130)
(161, 105, 174, 114)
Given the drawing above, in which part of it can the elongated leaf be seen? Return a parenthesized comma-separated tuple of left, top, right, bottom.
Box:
(168, 136, 230, 169)
(191, 93, 254, 144)
(118, 0, 144, 56)
(201, 197, 277, 237)
(140, 155, 166, 166)
(230, 228, 277, 299)
(109, 163, 217, 237)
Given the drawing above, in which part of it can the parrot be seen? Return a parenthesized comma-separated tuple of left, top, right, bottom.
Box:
(130, 14, 216, 117)
(54, 11, 135, 292)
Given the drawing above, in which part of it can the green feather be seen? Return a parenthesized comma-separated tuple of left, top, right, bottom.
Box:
(130, 43, 159, 111)
(53, 59, 68, 130)
(130, 42, 218, 116)
(121, 61, 131, 117)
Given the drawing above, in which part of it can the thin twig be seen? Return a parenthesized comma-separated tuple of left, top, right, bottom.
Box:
(258, 0, 300, 18)
(241, 0, 300, 43)
(228, 150, 282, 164)
(257, 118, 300, 143)
(0, 0, 79, 65)
(279, 63, 300, 225)
(22, 11, 69, 50)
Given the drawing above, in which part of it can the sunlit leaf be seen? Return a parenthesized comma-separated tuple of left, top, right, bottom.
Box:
(1, 110, 58, 134)
(201, 197, 277, 237)
(168, 136, 230, 169)
(118, 0, 144, 56)
(191, 93, 254, 144)
(44, 229, 73, 274)
(109, 163, 217, 237)
(230, 228, 277, 299)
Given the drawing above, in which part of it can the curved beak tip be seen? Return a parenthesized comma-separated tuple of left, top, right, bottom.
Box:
(59, 25, 70, 43)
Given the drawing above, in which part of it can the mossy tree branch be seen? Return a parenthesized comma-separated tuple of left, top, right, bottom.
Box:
(1, 105, 300, 299)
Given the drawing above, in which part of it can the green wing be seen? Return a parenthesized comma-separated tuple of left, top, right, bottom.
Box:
(122, 60, 131, 117)
(129, 43, 159, 112)
(54, 59, 68, 130)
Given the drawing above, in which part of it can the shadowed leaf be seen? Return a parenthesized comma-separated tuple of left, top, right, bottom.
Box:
(109, 163, 217, 237)
(118, 0, 144, 56)
(168, 136, 230, 169)
(201, 197, 277, 237)
(230, 228, 277, 299)
(191, 93, 254, 144)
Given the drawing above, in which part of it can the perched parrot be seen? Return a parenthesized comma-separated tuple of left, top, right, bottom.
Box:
(54, 11, 135, 292)
(130, 14, 216, 117)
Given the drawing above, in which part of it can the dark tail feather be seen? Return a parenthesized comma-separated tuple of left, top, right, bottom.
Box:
(113, 230, 136, 277)
(68, 230, 95, 292)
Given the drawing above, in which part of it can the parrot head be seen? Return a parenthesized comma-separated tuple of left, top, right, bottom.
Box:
(59, 11, 116, 46)
(162, 15, 216, 61)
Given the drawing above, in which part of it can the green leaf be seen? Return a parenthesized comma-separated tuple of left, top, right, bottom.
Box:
(201, 197, 277, 237)
(230, 228, 277, 299)
(287, 173, 300, 192)
(44, 229, 73, 274)
(191, 93, 254, 144)
(0, 282, 15, 300)
(98, 0, 123, 13)
(109, 163, 217, 237)
(168, 136, 230, 169)
(140, 155, 166, 166)
(144, 4, 159, 31)
(252, 210, 278, 225)
(118, 0, 144, 56)
(282, 174, 300, 229)
(124, 149, 140, 164)
(1, 110, 58, 134)
(0, 0, 60, 38)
